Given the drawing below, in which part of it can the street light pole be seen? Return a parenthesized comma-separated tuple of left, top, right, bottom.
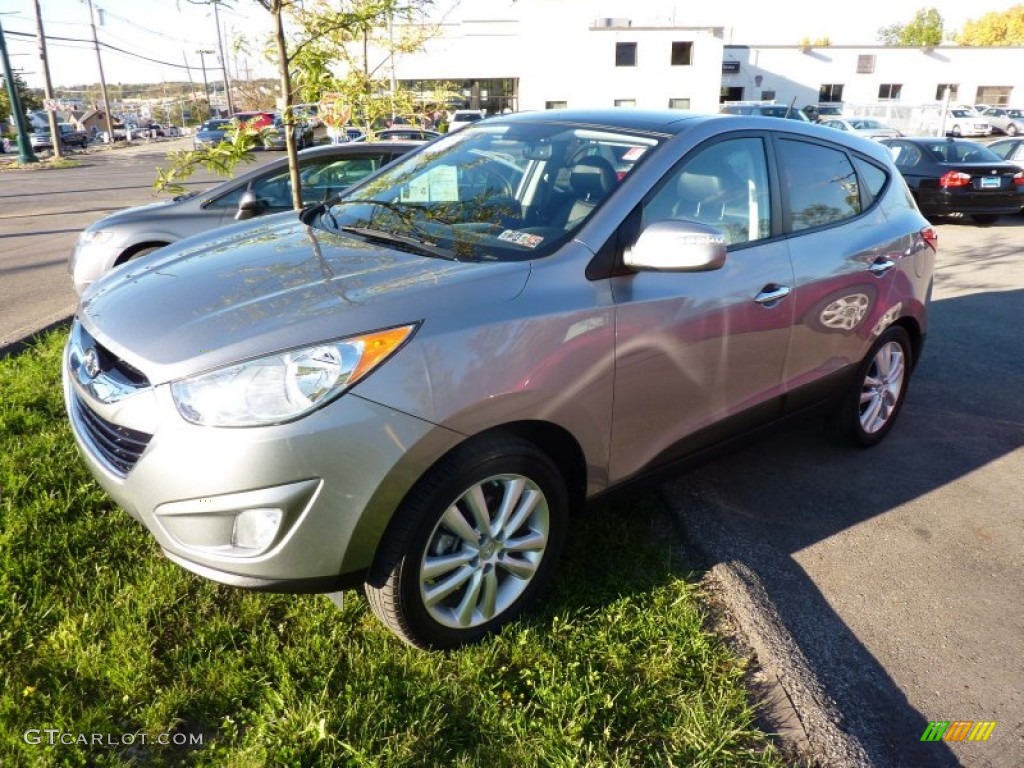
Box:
(0, 13, 38, 163)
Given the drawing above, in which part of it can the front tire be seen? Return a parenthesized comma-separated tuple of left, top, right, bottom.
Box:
(365, 435, 568, 649)
(836, 326, 912, 448)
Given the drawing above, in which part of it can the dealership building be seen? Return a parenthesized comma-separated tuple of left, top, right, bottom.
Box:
(382, 1, 1023, 116)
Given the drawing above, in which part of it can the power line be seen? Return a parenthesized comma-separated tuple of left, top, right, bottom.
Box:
(4, 27, 221, 71)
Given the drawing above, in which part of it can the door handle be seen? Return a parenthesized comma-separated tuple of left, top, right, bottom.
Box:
(868, 258, 896, 276)
(754, 285, 791, 306)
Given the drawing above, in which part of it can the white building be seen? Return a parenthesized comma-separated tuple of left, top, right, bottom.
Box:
(387, 2, 724, 114)
(721, 44, 1024, 109)
(375, 4, 1023, 120)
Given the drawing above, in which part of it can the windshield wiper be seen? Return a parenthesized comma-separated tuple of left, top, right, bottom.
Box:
(339, 226, 458, 261)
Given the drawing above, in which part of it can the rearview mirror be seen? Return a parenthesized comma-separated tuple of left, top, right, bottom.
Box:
(235, 188, 266, 221)
(625, 220, 727, 272)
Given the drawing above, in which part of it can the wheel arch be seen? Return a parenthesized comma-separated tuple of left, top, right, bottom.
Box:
(890, 315, 924, 371)
(114, 240, 172, 266)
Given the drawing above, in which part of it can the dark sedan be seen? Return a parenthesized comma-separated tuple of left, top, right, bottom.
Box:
(880, 137, 1024, 224)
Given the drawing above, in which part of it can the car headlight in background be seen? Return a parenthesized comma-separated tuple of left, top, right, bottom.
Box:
(78, 229, 115, 247)
(170, 324, 418, 427)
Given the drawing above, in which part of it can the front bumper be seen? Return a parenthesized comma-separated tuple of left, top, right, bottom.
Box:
(62, 322, 462, 590)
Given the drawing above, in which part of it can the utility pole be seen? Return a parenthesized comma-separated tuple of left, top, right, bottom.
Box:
(32, 0, 62, 160)
(84, 0, 115, 141)
(0, 14, 38, 163)
(181, 50, 198, 125)
(212, 1, 234, 115)
(196, 49, 213, 117)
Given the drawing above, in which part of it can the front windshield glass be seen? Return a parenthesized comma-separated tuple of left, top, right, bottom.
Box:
(314, 120, 662, 261)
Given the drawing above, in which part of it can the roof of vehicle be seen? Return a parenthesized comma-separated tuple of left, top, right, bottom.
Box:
(493, 108, 702, 135)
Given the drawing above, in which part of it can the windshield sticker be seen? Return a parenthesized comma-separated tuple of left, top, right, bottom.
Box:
(400, 165, 459, 203)
(498, 230, 544, 248)
(622, 146, 647, 161)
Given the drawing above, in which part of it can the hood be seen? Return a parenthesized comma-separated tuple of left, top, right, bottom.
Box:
(89, 196, 190, 229)
(79, 215, 531, 385)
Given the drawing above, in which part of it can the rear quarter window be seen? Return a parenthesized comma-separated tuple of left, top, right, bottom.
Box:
(852, 157, 888, 208)
(776, 139, 861, 233)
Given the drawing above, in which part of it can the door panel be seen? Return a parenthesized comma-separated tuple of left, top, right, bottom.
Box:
(608, 135, 794, 482)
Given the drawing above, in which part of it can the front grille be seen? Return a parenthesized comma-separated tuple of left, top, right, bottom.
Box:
(71, 392, 152, 476)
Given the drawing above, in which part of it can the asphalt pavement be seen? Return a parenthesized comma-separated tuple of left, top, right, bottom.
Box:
(666, 217, 1024, 767)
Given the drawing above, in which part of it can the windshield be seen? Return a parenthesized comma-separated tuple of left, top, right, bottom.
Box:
(314, 120, 662, 261)
(202, 120, 231, 131)
(852, 119, 887, 130)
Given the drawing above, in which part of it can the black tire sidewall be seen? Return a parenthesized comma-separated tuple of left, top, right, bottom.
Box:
(842, 326, 913, 448)
(371, 437, 568, 649)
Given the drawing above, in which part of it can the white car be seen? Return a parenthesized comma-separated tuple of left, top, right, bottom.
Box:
(821, 117, 901, 140)
(982, 108, 1023, 137)
(944, 109, 991, 137)
(447, 110, 485, 132)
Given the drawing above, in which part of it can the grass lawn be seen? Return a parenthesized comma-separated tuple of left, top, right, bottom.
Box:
(0, 330, 783, 767)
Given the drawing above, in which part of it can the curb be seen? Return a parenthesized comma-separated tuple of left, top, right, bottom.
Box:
(0, 309, 75, 361)
(660, 485, 874, 768)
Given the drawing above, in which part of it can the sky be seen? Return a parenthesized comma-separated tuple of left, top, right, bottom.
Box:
(4, 0, 1023, 90)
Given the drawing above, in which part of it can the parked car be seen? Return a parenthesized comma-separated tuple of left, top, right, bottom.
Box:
(164, 125, 182, 138)
(0, 136, 11, 153)
(720, 103, 811, 121)
(821, 117, 902, 140)
(192, 118, 233, 148)
(986, 137, 1024, 169)
(448, 109, 485, 132)
(802, 103, 844, 122)
(981, 107, 1023, 136)
(232, 110, 276, 131)
(353, 127, 442, 142)
(942, 109, 991, 137)
(29, 128, 53, 151)
(69, 142, 419, 294)
(64, 109, 936, 649)
(262, 115, 315, 150)
(880, 136, 1024, 223)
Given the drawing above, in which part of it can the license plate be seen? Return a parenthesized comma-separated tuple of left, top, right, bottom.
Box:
(981, 177, 1001, 189)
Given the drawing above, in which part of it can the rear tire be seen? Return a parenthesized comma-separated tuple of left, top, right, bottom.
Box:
(835, 326, 912, 448)
(1007, 124, 1019, 137)
(365, 435, 568, 649)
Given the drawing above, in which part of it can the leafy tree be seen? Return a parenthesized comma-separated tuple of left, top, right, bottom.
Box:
(956, 5, 1024, 45)
(159, 0, 438, 209)
(877, 8, 945, 46)
(1, 73, 42, 123)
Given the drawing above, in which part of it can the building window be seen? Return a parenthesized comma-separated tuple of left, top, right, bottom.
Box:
(856, 55, 876, 74)
(671, 41, 693, 65)
(819, 83, 844, 102)
(975, 85, 1012, 106)
(760, 90, 776, 101)
(615, 42, 637, 67)
(935, 83, 959, 101)
(878, 83, 902, 100)
(668, 97, 691, 109)
(545, 101, 567, 110)
(614, 99, 636, 108)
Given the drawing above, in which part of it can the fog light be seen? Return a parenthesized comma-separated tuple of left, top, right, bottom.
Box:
(232, 508, 283, 550)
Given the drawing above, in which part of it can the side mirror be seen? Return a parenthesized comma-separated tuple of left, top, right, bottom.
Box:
(235, 188, 266, 221)
(624, 220, 728, 272)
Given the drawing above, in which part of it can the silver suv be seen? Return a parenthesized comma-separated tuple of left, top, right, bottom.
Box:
(64, 110, 936, 648)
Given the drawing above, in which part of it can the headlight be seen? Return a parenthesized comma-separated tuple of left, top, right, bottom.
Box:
(171, 324, 418, 427)
(79, 229, 115, 246)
